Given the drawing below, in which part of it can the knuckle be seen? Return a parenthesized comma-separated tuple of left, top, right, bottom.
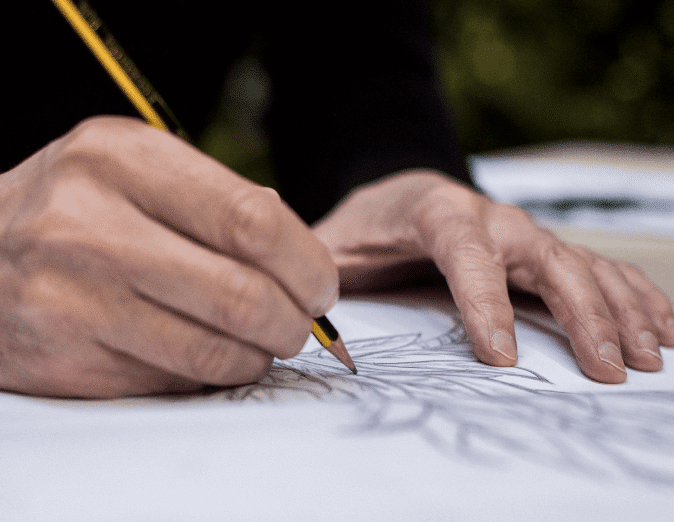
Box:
(411, 190, 473, 235)
(33, 180, 92, 232)
(454, 239, 502, 266)
(567, 243, 594, 259)
(189, 337, 238, 383)
(618, 261, 673, 313)
(228, 187, 284, 258)
(49, 117, 117, 167)
(531, 226, 560, 249)
(612, 295, 643, 324)
(495, 201, 535, 225)
(441, 217, 496, 257)
(586, 306, 619, 333)
(465, 293, 514, 324)
(563, 303, 617, 342)
(219, 272, 270, 338)
(620, 260, 647, 277)
(46, 116, 147, 177)
(537, 239, 585, 274)
(4, 193, 114, 283)
(450, 237, 505, 279)
(586, 252, 616, 275)
(647, 288, 674, 316)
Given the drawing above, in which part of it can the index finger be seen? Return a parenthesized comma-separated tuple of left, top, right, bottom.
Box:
(55, 117, 339, 317)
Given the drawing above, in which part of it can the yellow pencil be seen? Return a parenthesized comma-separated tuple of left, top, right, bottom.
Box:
(51, 0, 357, 374)
(50, 0, 189, 140)
(311, 316, 357, 374)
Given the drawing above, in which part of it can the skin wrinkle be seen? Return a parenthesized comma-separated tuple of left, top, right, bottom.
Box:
(423, 218, 496, 278)
(461, 294, 513, 335)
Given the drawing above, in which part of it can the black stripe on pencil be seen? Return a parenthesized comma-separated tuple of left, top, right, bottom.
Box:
(311, 317, 357, 374)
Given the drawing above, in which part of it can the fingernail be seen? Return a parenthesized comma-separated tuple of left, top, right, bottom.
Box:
(323, 286, 339, 312)
(638, 331, 662, 361)
(598, 343, 626, 373)
(491, 330, 518, 361)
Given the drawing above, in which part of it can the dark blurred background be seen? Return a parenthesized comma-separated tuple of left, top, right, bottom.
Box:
(199, 0, 674, 187)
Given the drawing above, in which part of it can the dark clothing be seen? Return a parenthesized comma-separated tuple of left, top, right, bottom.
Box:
(5, 1, 471, 223)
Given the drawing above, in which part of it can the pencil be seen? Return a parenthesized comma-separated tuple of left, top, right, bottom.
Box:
(50, 0, 190, 140)
(312, 317, 357, 374)
(51, 0, 358, 374)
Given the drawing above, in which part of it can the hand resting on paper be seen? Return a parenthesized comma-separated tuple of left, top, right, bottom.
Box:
(313, 170, 674, 384)
(0, 116, 338, 397)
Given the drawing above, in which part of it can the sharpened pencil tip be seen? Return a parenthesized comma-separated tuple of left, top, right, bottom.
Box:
(320, 335, 357, 375)
(351, 367, 358, 375)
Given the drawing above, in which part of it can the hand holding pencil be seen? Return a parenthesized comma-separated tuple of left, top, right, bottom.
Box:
(50, 0, 356, 376)
(0, 0, 354, 398)
(0, 116, 344, 397)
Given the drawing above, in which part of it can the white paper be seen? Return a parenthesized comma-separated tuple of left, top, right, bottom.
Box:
(2, 292, 674, 522)
(470, 155, 674, 236)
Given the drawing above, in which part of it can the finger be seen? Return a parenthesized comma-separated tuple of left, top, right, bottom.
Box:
(56, 117, 338, 317)
(24, 246, 275, 394)
(36, 347, 205, 399)
(617, 261, 674, 348)
(126, 221, 313, 360)
(106, 193, 315, 360)
(102, 291, 274, 388)
(413, 193, 517, 366)
(36, 177, 313, 361)
(3, 341, 206, 399)
(3, 269, 206, 398)
(30, 234, 275, 388)
(569, 247, 662, 372)
(514, 238, 627, 383)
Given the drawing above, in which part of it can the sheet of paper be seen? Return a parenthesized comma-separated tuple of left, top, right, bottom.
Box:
(471, 155, 674, 236)
(2, 290, 674, 521)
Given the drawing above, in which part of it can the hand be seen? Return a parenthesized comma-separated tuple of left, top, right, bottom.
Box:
(0, 116, 338, 398)
(312, 170, 674, 383)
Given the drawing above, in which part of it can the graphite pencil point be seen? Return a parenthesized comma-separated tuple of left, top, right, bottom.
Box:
(324, 336, 357, 375)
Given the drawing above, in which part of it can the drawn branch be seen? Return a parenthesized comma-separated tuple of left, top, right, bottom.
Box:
(214, 322, 674, 487)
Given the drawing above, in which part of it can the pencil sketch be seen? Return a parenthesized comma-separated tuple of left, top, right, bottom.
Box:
(213, 311, 674, 487)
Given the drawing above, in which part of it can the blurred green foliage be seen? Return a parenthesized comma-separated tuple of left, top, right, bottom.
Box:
(198, 56, 277, 188)
(432, 0, 674, 152)
(199, 0, 674, 184)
